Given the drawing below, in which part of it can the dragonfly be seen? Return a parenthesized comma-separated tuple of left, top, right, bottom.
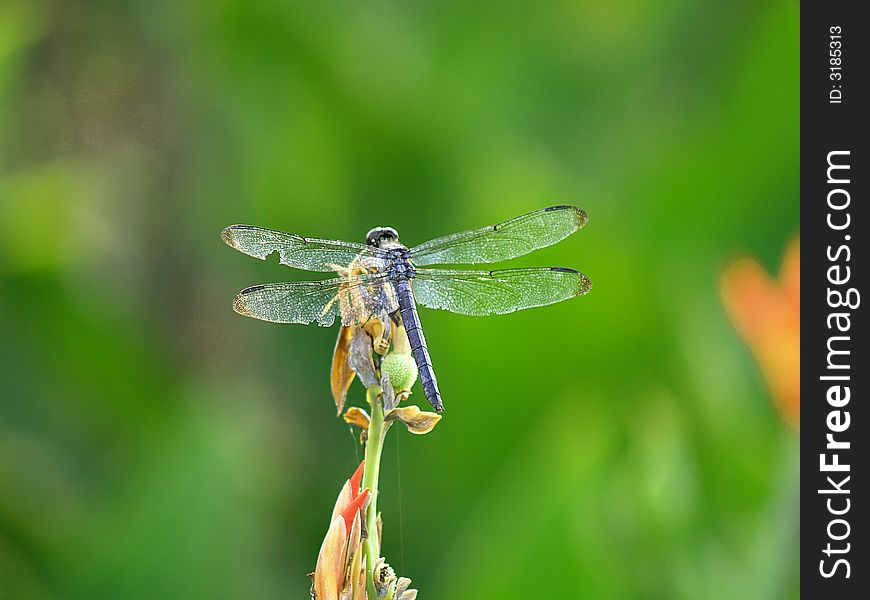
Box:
(222, 205, 591, 412)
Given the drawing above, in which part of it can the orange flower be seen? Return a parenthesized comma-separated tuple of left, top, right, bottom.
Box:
(312, 461, 370, 600)
(721, 237, 800, 430)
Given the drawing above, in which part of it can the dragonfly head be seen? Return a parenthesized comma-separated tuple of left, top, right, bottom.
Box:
(365, 226, 400, 248)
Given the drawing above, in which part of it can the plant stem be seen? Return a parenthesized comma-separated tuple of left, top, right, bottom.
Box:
(362, 385, 389, 598)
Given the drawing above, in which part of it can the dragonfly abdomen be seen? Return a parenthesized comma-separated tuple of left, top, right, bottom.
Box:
(394, 277, 443, 412)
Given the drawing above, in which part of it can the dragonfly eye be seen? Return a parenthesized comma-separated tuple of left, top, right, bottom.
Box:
(365, 227, 399, 247)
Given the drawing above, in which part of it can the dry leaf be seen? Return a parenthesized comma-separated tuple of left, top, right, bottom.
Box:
(364, 317, 391, 356)
(343, 407, 370, 430)
(349, 329, 378, 387)
(385, 405, 442, 435)
(381, 370, 397, 412)
(331, 326, 357, 415)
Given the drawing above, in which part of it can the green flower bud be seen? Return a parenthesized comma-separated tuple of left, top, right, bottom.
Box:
(381, 352, 418, 392)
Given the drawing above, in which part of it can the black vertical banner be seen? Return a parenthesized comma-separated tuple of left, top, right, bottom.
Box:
(802, 1, 868, 596)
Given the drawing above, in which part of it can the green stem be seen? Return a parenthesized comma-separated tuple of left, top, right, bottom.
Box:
(362, 385, 390, 598)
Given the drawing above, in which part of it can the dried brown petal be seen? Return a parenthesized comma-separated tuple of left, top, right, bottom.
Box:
(376, 512, 383, 558)
(349, 329, 379, 387)
(395, 577, 412, 595)
(396, 577, 418, 599)
(343, 407, 370, 430)
(364, 317, 392, 356)
(373, 557, 396, 596)
(385, 405, 442, 435)
(340, 510, 364, 600)
(354, 555, 367, 599)
(331, 326, 357, 414)
(381, 370, 397, 413)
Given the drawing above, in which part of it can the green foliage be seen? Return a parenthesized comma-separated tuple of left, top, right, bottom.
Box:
(1, 0, 798, 598)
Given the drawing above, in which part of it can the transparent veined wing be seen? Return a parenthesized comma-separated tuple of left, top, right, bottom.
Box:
(222, 225, 388, 272)
(411, 267, 591, 316)
(409, 205, 587, 266)
(232, 272, 399, 327)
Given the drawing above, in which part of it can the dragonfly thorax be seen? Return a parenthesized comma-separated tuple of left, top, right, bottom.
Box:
(386, 249, 415, 279)
(366, 226, 400, 248)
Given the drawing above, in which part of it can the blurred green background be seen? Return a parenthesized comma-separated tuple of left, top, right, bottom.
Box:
(1, 0, 798, 598)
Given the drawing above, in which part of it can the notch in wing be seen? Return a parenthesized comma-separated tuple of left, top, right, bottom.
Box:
(222, 225, 386, 272)
(232, 273, 398, 327)
(412, 267, 591, 316)
(410, 205, 588, 266)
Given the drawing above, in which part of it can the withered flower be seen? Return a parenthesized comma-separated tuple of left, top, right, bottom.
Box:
(373, 557, 419, 600)
(332, 318, 392, 414)
(338, 317, 441, 439)
(385, 405, 441, 435)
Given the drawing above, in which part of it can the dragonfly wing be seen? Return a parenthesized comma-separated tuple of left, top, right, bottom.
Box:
(409, 205, 587, 266)
(222, 225, 387, 272)
(233, 273, 399, 327)
(412, 267, 591, 316)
